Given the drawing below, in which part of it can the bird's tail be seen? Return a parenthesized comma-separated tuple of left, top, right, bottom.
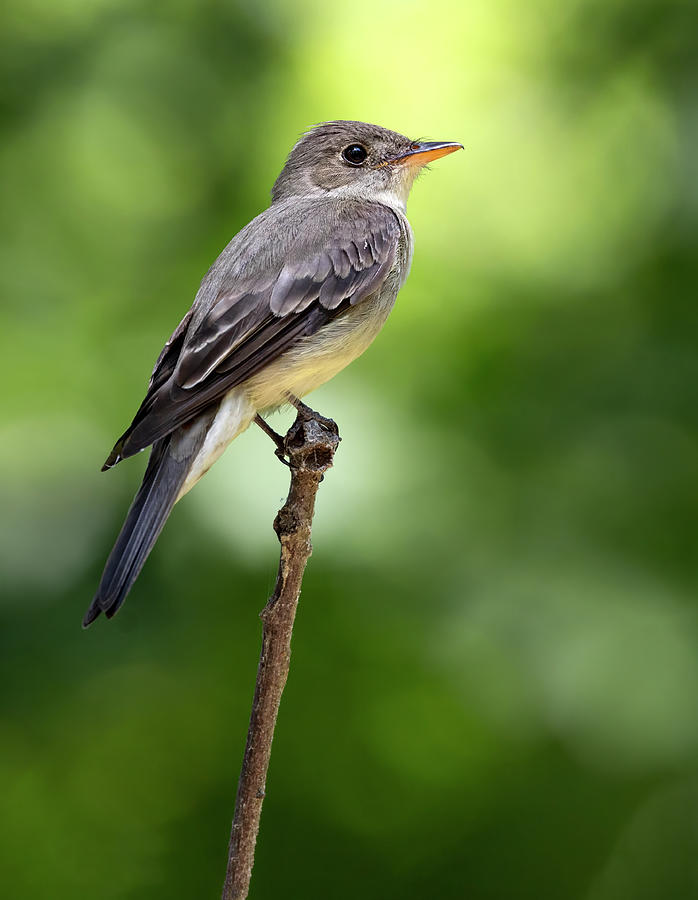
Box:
(83, 421, 210, 627)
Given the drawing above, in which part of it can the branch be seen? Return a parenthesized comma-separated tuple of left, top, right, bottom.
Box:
(221, 408, 341, 900)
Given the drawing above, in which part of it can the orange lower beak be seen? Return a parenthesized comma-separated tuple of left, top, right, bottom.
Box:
(393, 141, 463, 167)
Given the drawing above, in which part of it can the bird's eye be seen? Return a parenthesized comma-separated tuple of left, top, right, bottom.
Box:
(342, 144, 368, 166)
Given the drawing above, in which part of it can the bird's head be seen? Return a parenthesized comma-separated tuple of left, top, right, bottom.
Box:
(271, 120, 462, 211)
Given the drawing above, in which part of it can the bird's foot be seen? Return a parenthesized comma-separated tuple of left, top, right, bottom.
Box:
(257, 402, 341, 469)
(284, 396, 341, 473)
(286, 395, 340, 438)
(254, 414, 290, 466)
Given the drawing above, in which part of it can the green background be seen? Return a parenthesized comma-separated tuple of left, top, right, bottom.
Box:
(1, 0, 697, 897)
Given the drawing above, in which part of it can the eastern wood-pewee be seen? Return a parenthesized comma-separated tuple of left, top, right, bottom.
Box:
(84, 120, 461, 626)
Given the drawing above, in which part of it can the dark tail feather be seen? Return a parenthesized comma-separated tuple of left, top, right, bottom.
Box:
(84, 429, 203, 627)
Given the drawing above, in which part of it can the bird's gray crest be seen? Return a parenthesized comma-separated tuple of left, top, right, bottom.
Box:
(271, 120, 414, 201)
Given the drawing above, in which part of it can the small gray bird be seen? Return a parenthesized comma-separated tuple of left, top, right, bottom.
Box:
(84, 120, 461, 626)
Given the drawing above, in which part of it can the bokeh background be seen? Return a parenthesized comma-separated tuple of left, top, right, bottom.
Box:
(1, 0, 697, 897)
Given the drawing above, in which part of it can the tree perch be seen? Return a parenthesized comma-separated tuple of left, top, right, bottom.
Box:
(221, 407, 341, 900)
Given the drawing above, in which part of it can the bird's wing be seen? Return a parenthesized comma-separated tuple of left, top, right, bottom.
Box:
(105, 203, 400, 466)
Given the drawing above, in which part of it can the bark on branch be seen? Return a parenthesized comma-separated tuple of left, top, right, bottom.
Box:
(221, 408, 341, 900)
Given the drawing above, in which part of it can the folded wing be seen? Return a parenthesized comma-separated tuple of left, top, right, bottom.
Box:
(104, 203, 400, 467)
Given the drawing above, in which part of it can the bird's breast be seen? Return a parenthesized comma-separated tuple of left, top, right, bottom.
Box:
(245, 274, 402, 412)
(245, 208, 412, 412)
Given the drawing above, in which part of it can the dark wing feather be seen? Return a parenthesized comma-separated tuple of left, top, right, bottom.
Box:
(148, 308, 194, 392)
(104, 204, 400, 467)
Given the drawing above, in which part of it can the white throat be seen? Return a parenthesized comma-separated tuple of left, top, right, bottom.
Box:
(324, 177, 412, 213)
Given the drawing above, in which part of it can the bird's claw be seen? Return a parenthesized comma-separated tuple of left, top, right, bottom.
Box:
(287, 395, 340, 438)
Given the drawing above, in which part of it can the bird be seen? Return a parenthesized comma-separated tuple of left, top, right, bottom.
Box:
(83, 120, 462, 627)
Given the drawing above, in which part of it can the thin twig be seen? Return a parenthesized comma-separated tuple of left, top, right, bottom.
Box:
(221, 408, 341, 900)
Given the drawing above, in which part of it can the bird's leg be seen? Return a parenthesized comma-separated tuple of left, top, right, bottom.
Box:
(286, 394, 340, 436)
(254, 414, 290, 466)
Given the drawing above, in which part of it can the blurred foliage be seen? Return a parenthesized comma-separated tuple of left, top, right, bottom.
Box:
(1, 0, 697, 897)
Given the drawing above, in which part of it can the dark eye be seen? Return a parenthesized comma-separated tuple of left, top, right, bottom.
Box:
(342, 143, 368, 165)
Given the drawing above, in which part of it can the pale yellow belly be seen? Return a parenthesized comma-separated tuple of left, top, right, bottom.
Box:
(178, 293, 395, 499)
(243, 299, 392, 412)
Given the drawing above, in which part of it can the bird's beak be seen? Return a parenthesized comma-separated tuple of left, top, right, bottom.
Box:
(391, 141, 463, 167)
